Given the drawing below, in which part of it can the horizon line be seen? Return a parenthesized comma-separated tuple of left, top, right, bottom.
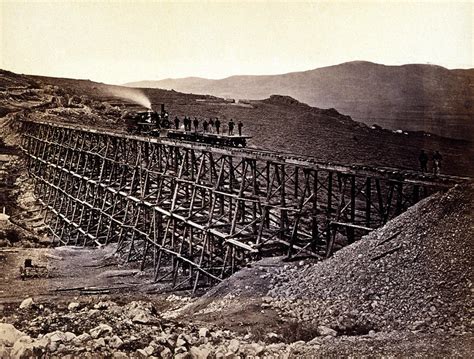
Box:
(2, 60, 473, 87)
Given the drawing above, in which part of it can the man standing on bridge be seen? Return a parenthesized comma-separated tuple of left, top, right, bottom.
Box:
(238, 121, 243, 136)
(432, 150, 443, 175)
(215, 118, 221, 134)
(228, 119, 235, 136)
(203, 119, 209, 133)
(209, 118, 214, 133)
(183, 116, 189, 131)
(174, 116, 180, 130)
(193, 117, 199, 132)
(418, 150, 428, 172)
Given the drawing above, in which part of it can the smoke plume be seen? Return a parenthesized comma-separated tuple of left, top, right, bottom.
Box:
(106, 87, 151, 109)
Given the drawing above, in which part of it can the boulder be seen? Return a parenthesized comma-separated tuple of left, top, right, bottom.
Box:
(94, 338, 106, 348)
(113, 352, 129, 359)
(47, 340, 59, 352)
(64, 332, 76, 342)
(0, 344, 11, 358)
(89, 324, 113, 339)
(11, 336, 34, 359)
(160, 346, 173, 359)
(56, 344, 67, 354)
(73, 333, 91, 344)
(189, 345, 212, 359)
(266, 343, 286, 353)
(108, 335, 124, 349)
(31, 336, 49, 352)
(19, 298, 34, 309)
(290, 340, 306, 347)
(227, 339, 240, 353)
(136, 348, 149, 358)
(317, 325, 337, 337)
(132, 310, 154, 324)
(125, 301, 157, 324)
(144, 345, 155, 356)
(198, 327, 209, 338)
(45, 331, 67, 343)
(68, 302, 80, 311)
(0, 323, 26, 346)
(307, 337, 322, 345)
(247, 343, 265, 355)
(176, 337, 187, 347)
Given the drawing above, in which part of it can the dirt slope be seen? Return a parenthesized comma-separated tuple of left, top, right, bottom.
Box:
(267, 183, 473, 334)
(126, 61, 474, 141)
(178, 184, 473, 356)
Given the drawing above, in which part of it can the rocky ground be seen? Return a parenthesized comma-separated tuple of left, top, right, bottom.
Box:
(2, 298, 472, 358)
(1, 298, 277, 358)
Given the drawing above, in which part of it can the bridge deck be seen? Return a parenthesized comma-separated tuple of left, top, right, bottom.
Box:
(21, 119, 468, 185)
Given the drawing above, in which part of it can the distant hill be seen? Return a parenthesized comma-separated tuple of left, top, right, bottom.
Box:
(125, 61, 474, 141)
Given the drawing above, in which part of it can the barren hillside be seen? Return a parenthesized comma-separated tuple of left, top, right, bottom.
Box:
(126, 61, 474, 141)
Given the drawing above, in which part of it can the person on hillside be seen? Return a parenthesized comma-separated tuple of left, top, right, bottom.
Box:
(418, 150, 428, 172)
(228, 119, 235, 136)
(433, 151, 443, 175)
(174, 116, 180, 130)
(215, 118, 221, 134)
(193, 117, 199, 132)
(238, 121, 243, 136)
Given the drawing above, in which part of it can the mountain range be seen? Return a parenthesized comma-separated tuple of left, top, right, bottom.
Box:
(126, 61, 474, 141)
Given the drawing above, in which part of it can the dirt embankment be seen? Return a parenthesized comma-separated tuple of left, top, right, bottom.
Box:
(178, 184, 473, 357)
(266, 183, 473, 335)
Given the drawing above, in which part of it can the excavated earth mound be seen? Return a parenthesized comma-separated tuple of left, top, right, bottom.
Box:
(267, 183, 473, 335)
(180, 184, 473, 356)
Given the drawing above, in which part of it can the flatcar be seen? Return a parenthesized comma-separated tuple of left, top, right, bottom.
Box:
(166, 129, 249, 147)
(126, 104, 249, 147)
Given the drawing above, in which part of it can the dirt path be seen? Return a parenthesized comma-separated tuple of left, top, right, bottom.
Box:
(0, 245, 179, 305)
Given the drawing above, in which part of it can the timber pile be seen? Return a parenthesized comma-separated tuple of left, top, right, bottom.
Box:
(267, 183, 473, 335)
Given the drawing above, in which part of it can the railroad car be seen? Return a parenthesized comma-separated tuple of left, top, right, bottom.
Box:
(126, 104, 249, 147)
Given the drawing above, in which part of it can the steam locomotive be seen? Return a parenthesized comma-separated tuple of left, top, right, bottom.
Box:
(126, 104, 249, 147)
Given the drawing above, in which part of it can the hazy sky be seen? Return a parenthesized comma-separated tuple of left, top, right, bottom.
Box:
(1, 1, 472, 84)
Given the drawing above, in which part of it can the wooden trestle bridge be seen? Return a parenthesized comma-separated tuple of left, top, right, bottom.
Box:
(18, 119, 467, 291)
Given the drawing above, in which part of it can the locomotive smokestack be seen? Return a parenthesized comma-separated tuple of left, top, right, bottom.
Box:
(161, 104, 165, 114)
